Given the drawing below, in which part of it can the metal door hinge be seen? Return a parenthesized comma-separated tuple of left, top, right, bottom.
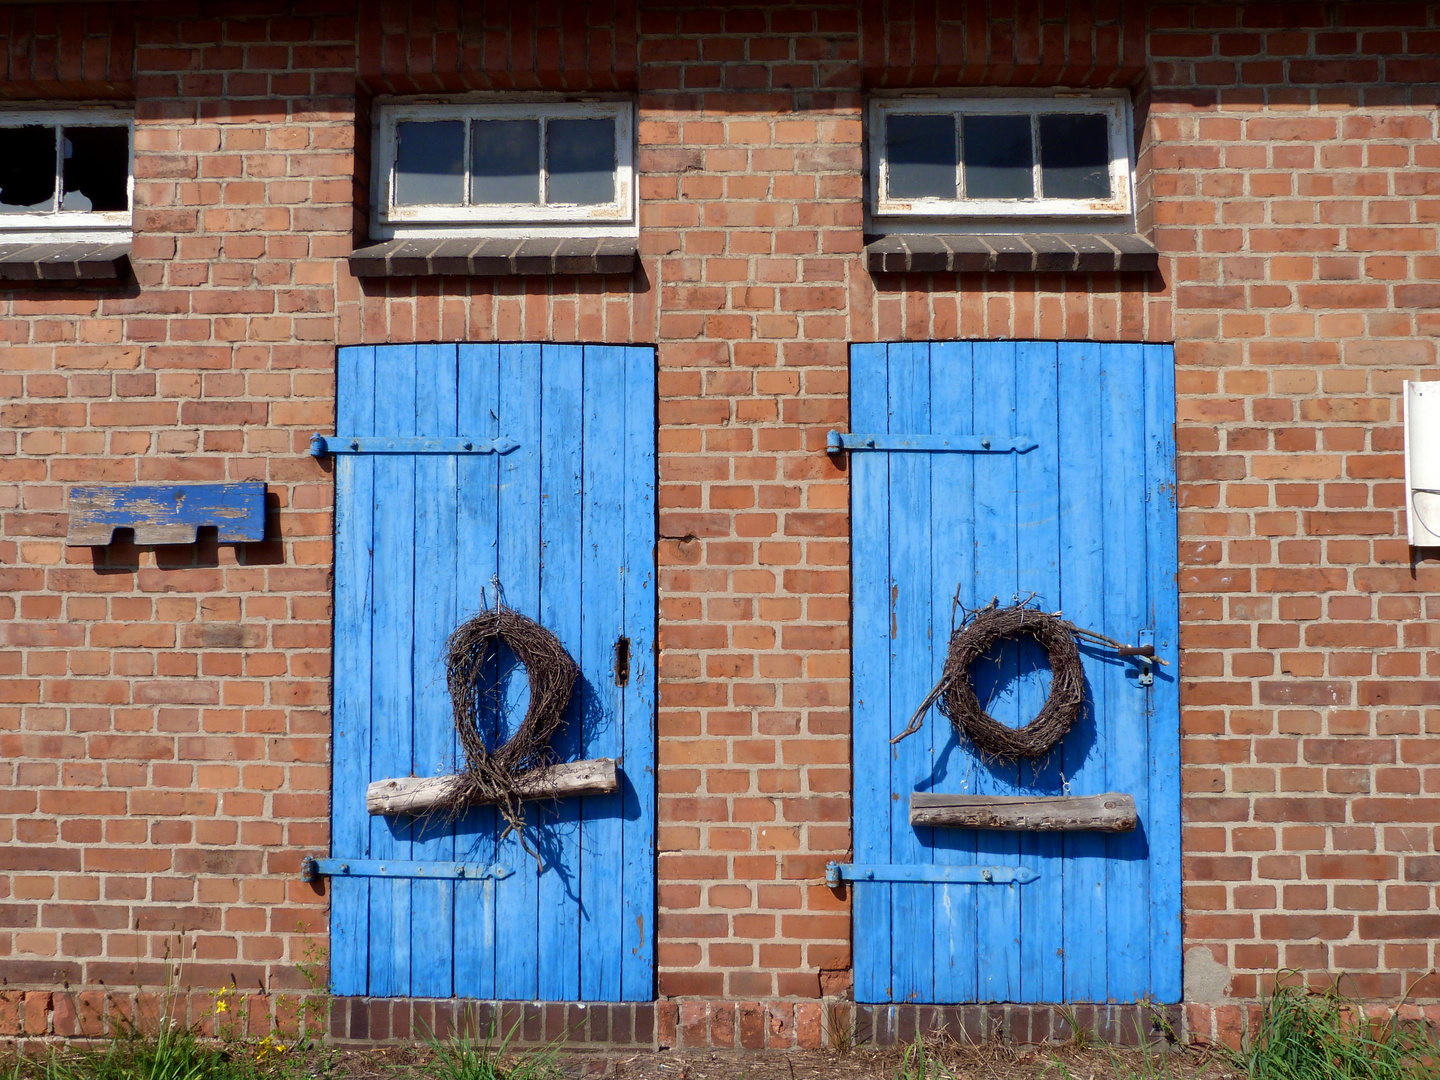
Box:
(827, 431, 1038, 455)
(310, 435, 520, 457)
(825, 861, 1039, 887)
(301, 856, 512, 883)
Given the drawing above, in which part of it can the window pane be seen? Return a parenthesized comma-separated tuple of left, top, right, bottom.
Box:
(61, 126, 129, 212)
(962, 114, 1034, 200)
(471, 119, 540, 205)
(0, 126, 56, 213)
(547, 118, 615, 205)
(885, 113, 956, 199)
(394, 120, 465, 206)
(1039, 114, 1112, 200)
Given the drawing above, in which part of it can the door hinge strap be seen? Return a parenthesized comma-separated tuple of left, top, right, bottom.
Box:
(310, 435, 520, 457)
(825, 861, 1039, 887)
(301, 857, 512, 883)
(826, 431, 1038, 454)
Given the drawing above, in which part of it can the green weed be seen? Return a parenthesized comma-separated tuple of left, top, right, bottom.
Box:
(16, 1022, 257, 1080)
(893, 1035, 954, 1080)
(417, 1017, 563, 1080)
(1230, 976, 1440, 1080)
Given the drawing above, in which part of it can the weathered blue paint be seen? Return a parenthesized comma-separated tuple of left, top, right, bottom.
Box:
(66, 482, 266, 545)
(331, 343, 656, 1001)
(849, 340, 1180, 1005)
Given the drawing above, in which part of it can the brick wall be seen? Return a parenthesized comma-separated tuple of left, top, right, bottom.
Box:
(1, 0, 1438, 1047)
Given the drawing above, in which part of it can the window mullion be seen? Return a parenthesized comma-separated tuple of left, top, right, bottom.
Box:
(538, 116, 549, 207)
(53, 123, 63, 215)
(954, 113, 964, 201)
(1030, 111, 1042, 201)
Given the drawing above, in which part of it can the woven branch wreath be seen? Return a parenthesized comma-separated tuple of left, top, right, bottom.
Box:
(937, 605, 1086, 761)
(890, 602, 1089, 762)
(441, 606, 580, 816)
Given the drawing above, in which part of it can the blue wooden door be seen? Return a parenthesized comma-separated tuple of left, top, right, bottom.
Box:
(849, 341, 1180, 1004)
(330, 343, 655, 1001)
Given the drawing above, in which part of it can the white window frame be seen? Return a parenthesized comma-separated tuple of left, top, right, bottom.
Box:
(372, 97, 635, 240)
(0, 107, 133, 240)
(868, 92, 1134, 226)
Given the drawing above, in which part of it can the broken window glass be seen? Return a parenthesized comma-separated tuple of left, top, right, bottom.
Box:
(1038, 114, 1112, 200)
(962, 114, 1034, 200)
(547, 118, 614, 205)
(0, 126, 57, 213)
(471, 118, 540, 205)
(886, 114, 957, 200)
(394, 120, 465, 206)
(61, 126, 129, 212)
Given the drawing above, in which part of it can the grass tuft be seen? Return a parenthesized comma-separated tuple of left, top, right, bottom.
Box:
(892, 1035, 954, 1080)
(416, 1018, 563, 1080)
(14, 1022, 257, 1080)
(1231, 976, 1440, 1080)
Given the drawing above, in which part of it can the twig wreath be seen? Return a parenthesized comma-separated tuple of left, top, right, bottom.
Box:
(892, 598, 1168, 761)
(441, 605, 580, 849)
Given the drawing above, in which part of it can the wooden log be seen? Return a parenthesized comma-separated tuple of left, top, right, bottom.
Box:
(367, 758, 619, 816)
(909, 791, 1137, 832)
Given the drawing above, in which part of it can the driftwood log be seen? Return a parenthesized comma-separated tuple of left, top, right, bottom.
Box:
(367, 757, 619, 816)
(910, 792, 1137, 832)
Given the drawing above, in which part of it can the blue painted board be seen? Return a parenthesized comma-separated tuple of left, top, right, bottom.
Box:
(850, 340, 1179, 1005)
(927, 341, 978, 1005)
(579, 345, 628, 1003)
(329, 342, 656, 1001)
(1057, 341, 1109, 1003)
(620, 344, 658, 1001)
(1013, 341, 1064, 1004)
(537, 343, 586, 1001)
(331, 347, 376, 997)
(849, 343, 893, 1003)
(1145, 343, 1183, 1004)
(367, 345, 417, 996)
(886, 341, 935, 1004)
(453, 343, 503, 1000)
(67, 482, 265, 546)
(410, 343, 459, 998)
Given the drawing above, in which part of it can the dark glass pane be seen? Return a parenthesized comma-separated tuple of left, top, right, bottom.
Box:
(61, 126, 129, 212)
(962, 114, 1034, 200)
(547, 118, 615, 205)
(471, 119, 540, 205)
(885, 113, 956, 199)
(0, 126, 56, 213)
(1039, 114, 1112, 200)
(394, 120, 465, 206)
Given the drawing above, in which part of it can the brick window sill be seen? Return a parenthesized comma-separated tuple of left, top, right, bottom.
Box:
(865, 233, 1159, 275)
(349, 236, 638, 278)
(0, 241, 130, 281)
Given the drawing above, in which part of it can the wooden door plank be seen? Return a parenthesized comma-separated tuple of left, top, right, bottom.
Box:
(848, 343, 892, 1003)
(331, 345, 376, 997)
(911, 792, 1137, 831)
(1057, 341, 1108, 1001)
(619, 344, 658, 1001)
(885, 341, 936, 1004)
(536, 343, 586, 1001)
(452, 344, 502, 1000)
(969, 340, 1022, 1003)
(493, 342, 544, 1000)
(1101, 343, 1151, 1001)
(367, 345, 418, 997)
(409, 343, 459, 998)
(1013, 340, 1065, 1004)
(579, 344, 627, 1002)
(1145, 343, 1183, 1003)
(927, 340, 979, 1005)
